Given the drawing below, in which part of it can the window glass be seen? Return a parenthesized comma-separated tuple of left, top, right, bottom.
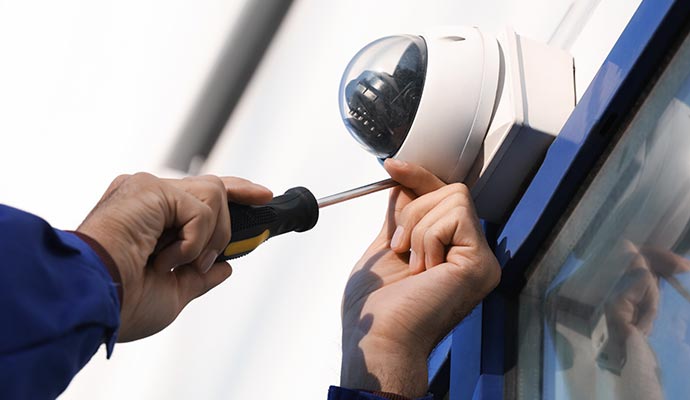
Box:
(516, 32, 690, 400)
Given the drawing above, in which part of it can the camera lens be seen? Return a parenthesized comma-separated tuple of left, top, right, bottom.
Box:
(339, 35, 427, 158)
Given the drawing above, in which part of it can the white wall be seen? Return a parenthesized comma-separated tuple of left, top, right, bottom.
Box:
(0, 1, 246, 399)
(0, 0, 244, 228)
(0, 0, 640, 399)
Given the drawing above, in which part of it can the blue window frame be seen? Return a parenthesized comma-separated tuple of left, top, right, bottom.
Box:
(516, 32, 690, 400)
(426, 0, 690, 398)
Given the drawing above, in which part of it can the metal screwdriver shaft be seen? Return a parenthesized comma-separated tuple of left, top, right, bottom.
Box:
(317, 178, 399, 208)
(220, 178, 399, 260)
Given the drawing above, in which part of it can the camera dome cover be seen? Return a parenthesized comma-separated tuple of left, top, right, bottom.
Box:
(339, 35, 427, 158)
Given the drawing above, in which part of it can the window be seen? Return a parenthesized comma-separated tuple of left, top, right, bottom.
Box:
(515, 18, 690, 400)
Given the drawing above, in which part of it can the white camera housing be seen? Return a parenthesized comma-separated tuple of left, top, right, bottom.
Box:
(340, 27, 575, 222)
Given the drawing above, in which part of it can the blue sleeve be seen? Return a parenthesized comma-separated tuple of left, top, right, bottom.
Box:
(0, 205, 121, 399)
(328, 386, 433, 400)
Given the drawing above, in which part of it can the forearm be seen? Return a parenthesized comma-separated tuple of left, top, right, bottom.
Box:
(341, 332, 430, 399)
(0, 205, 121, 398)
(0, 324, 112, 399)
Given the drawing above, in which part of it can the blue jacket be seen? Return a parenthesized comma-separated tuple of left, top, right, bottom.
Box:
(0, 204, 429, 400)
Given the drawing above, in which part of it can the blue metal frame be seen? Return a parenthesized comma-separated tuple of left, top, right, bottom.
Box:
(446, 0, 690, 398)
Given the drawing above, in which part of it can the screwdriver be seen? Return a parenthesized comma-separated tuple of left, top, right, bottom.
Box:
(218, 178, 398, 260)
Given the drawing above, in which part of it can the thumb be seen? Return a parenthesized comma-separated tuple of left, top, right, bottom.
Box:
(380, 159, 446, 240)
(383, 159, 445, 197)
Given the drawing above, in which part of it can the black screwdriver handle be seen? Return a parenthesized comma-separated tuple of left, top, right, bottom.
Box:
(218, 187, 319, 261)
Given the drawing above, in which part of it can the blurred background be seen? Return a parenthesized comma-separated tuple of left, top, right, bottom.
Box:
(0, 0, 639, 398)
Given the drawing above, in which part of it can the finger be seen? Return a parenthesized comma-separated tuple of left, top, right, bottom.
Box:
(153, 188, 217, 271)
(408, 193, 465, 272)
(640, 246, 690, 276)
(383, 159, 448, 242)
(423, 222, 453, 272)
(425, 199, 484, 270)
(163, 176, 233, 273)
(623, 266, 659, 335)
(606, 267, 653, 338)
(221, 177, 273, 205)
(175, 261, 233, 306)
(381, 185, 415, 240)
(189, 176, 233, 272)
(636, 278, 659, 335)
(390, 183, 471, 253)
(383, 158, 446, 197)
(202, 176, 232, 251)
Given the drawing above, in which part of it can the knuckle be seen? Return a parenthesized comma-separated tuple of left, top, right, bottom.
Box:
(125, 172, 160, 191)
(454, 204, 480, 228)
(445, 207, 466, 229)
(181, 175, 197, 185)
(449, 206, 464, 220)
(422, 234, 440, 256)
(207, 174, 226, 186)
(106, 173, 160, 198)
(448, 248, 501, 294)
(178, 241, 205, 263)
(200, 203, 215, 221)
(131, 171, 157, 182)
(399, 205, 415, 225)
(111, 174, 132, 187)
(448, 182, 470, 197)
(400, 201, 426, 225)
(104, 174, 132, 196)
(410, 226, 425, 249)
(182, 176, 228, 208)
(447, 192, 465, 206)
(201, 176, 228, 201)
(199, 174, 225, 189)
(447, 192, 471, 212)
(425, 225, 443, 243)
(469, 252, 502, 291)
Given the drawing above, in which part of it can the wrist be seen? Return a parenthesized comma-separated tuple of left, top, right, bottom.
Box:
(341, 334, 429, 398)
(76, 220, 139, 294)
(70, 230, 124, 310)
(76, 220, 144, 337)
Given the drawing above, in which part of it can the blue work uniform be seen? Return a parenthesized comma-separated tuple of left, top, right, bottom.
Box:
(0, 205, 430, 400)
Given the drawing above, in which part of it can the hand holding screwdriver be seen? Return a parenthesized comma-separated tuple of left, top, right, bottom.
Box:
(77, 174, 273, 342)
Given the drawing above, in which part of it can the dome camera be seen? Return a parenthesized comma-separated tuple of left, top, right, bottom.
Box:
(339, 27, 575, 222)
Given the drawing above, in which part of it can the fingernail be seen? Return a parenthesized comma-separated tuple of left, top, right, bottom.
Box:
(200, 251, 219, 274)
(390, 225, 404, 249)
(389, 158, 407, 167)
(409, 250, 418, 270)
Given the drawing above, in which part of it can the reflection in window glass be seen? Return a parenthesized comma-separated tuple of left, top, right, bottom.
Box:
(516, 33, 690, 399)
